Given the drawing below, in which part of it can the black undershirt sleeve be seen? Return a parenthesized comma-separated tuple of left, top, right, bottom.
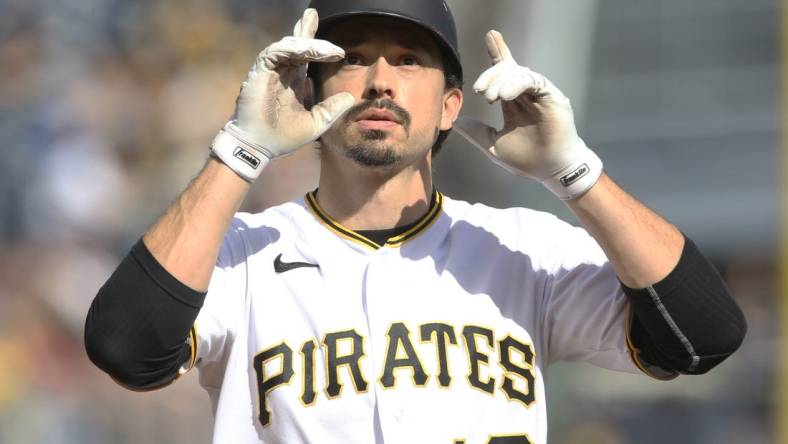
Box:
(85, 229, 744, 389)
(623, 236, 747, 376)
(84, 239, 206, 390)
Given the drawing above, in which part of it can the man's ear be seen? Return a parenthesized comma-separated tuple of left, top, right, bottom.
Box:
(440, 88, 463, 131)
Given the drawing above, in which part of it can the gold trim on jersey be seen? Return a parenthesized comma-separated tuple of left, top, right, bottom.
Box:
(187, 324, 198, 371)
(384, 192, 443, 248)
(305, 189, 443, 250)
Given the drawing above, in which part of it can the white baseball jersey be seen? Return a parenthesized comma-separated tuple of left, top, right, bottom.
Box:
(189, 190, 650, 444)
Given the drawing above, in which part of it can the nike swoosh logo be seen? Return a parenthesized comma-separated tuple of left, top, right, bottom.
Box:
(273, 254, 319, 273)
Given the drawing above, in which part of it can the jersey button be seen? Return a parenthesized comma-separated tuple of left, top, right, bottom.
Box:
(393, 408, 405, 422)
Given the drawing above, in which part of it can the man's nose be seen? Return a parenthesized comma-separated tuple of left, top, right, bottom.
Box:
(364, 57, 398, 100)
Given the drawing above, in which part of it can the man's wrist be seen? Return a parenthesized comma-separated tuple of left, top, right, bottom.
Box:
(541, 144, 603, 201)
(210, 122, 272, 183)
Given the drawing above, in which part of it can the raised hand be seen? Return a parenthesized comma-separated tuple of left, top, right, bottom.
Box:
(453, 30, 602, 200)
(211, 8, 355, 182)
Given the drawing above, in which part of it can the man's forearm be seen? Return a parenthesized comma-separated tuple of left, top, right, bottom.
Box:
(567, 174, 745, 374)
(143, 157, 250, 291)
(566, 173, 684, 289)
(85, 157, 248, 389)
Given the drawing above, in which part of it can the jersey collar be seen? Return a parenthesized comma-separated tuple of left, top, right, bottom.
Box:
(304, 189, 444, 251)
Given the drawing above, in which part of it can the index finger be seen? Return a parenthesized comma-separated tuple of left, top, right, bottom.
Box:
(485, 30, 514, 65)
(293, 8, 319, 39)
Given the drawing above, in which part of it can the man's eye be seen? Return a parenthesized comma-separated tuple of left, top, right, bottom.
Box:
(401, 56, 420, 66)
(343, 54, 364, 65)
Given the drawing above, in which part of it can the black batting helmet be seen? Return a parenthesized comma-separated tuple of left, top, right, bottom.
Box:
(306, 0, 463, 82)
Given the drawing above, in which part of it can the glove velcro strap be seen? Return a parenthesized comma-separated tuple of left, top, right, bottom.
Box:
(210, 123, 272, 182)
(542, 148, 603, 201)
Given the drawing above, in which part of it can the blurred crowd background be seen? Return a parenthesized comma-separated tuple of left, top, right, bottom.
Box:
(0, 0, 778, 442)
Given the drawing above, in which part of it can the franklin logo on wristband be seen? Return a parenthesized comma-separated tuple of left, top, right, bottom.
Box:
(233, 147, 261, 169)
(560, 163, 589, 187)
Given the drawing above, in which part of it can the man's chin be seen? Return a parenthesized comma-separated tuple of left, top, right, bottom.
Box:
(344, 145, 402, 168)
(359, 129, 389, 141)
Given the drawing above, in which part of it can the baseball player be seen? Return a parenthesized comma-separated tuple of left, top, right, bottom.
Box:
(85, 1, 746, 443)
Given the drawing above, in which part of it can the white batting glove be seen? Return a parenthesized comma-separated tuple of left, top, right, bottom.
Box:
(211, 8, 355, 182)
(453, 31, 602, 200)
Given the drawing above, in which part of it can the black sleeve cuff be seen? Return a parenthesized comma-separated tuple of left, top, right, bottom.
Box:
(622, 236, 747, 375)
(131, 239, 206, 309)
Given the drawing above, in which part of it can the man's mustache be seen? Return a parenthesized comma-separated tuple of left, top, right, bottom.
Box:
(343, 99, 412, 131)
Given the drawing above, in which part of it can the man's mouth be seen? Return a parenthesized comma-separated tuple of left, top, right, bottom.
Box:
(355, 109, 401, 130)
